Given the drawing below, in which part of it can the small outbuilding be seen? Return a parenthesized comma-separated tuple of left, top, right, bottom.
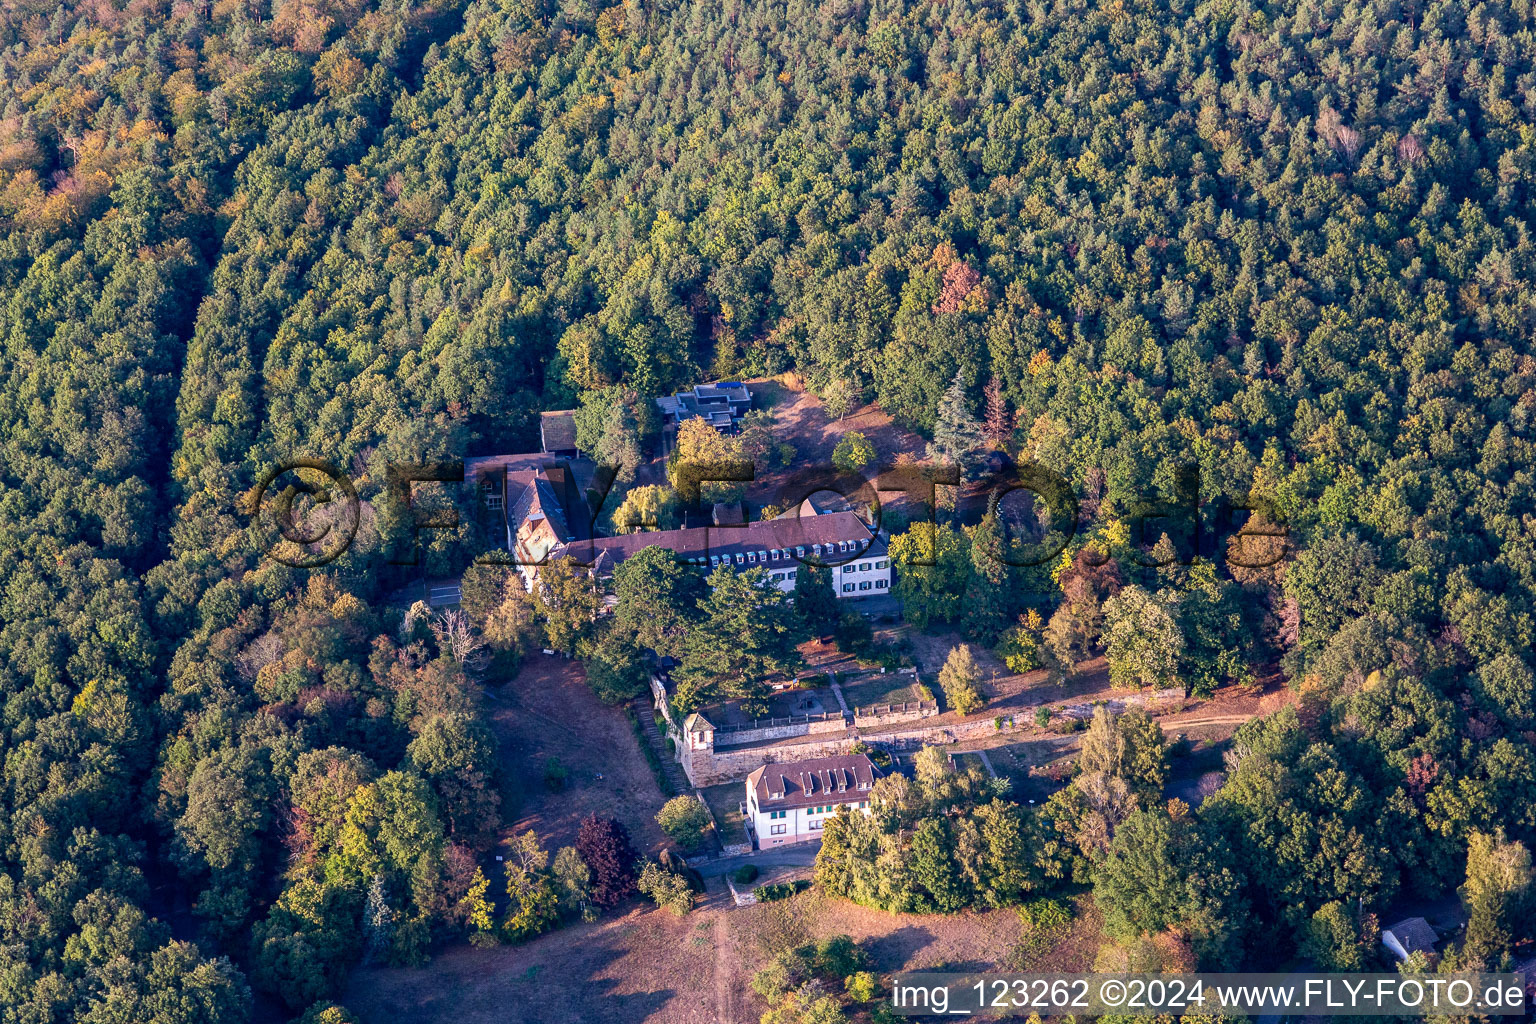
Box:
(539, 410, 579, 457)
(1380, 917, 1438, 962)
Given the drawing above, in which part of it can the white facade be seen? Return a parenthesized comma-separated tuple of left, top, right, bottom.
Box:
(833, 551, 892, 597)
(697, 536, 892, 599)
(745, 754, 882, 848)
(747, 790, 873, 847)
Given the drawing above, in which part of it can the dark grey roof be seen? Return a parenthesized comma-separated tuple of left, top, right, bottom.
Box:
(657, 382, 752, 424)
(540, 410, 578, 452)
(1383, 918, 1438, 954)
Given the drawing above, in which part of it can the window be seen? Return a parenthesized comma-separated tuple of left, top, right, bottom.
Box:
(772, 572, 784, 582)
(771, 549, 781, 561)
(842, 565, 854, 574)
(859, 562, 871, 571)
(810, 820, 823, 830)
(770, 810, 786, 819)
(735, 553, 744, 564)
(795, 546, 805, 558)
(787, 568, 798, 579)
(859, 581, 871, 590)
(710, 555, 720, 565)
(842, 584, 854, 593)
(876, 560, 889, 569)
(770, 824, 786, 835)
(875, 579, 887, 589)
(758, 550, 768, 562)
(747, 551, 757, 563)
(812, 544, 822, 557)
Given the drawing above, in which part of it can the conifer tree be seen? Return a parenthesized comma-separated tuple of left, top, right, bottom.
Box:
(926, 372, 986, 478)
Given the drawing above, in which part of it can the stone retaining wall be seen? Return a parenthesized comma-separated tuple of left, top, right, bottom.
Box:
(852, 702, 938, 729)
(677, 686, 1187, 787)
(714, 716, 846, 748)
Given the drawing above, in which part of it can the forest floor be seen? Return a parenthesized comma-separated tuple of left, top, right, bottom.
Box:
(486, 654, 672, 856)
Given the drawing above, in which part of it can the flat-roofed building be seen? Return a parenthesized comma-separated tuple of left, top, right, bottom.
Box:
(656, 381, 752, 432)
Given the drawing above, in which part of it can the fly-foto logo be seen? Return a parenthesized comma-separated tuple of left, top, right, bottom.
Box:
(244, 457, 1291, 570)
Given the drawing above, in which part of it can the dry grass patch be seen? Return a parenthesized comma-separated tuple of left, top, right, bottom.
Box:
(488, 655, 670, 854)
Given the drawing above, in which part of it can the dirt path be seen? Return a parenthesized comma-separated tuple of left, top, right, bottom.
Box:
(1164, 714, 1257, 729)
(713, 912, 740, 1023)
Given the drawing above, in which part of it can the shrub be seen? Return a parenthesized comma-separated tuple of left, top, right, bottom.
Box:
(753, 880, 811, 902)
(542, 757, 567, 791)
(656, 795, 713, 849)
(1034, 706, 1052, 727)
(845, 971, 881, 1002)
(637, 862, 695, 915)
(1017, 896, 1072, 931)
(835, 610, 874, 653)
(814, 935, 870, 977)
(831, 431, 877, 473)
(575, 816, 638, 908)
(732, 864, 759, 885)
(298, 1004, 362, 1024)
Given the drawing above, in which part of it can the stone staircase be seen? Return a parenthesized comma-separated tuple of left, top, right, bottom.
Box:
(630, 696, 689, 793)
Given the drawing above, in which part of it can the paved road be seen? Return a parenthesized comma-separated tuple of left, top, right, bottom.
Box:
(698, 841, 821, 873)
(1256, 963, 1317, 1024)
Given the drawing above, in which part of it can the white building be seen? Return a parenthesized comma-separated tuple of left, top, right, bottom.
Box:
(581, 510, 891, 599)
(465, 449, 894, 599)
(746, 754, 881, 848)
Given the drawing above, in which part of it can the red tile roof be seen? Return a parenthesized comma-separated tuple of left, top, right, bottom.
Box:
(560, 511, 887, 571)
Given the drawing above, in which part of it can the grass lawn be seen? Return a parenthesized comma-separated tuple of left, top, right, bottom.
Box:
(972, 737, 1079, 803)
(701, 782, 749, 846)
(345, 882, 1105, 1024)
(951, 750, 992, 777)
(839, 674, 920, 711)
(487, 655, 671, 855)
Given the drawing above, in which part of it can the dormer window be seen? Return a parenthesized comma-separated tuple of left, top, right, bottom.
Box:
(795, 546, 805, 558)
(735, 553, 745, 565)
(482, 479, 502, 511)
(812, 544, 822, 557)
(758, 550, 768, 562)
(748, 551, 757, 563)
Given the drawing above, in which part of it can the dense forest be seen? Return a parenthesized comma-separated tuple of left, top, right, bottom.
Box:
(2, 0, 1535, 1019)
